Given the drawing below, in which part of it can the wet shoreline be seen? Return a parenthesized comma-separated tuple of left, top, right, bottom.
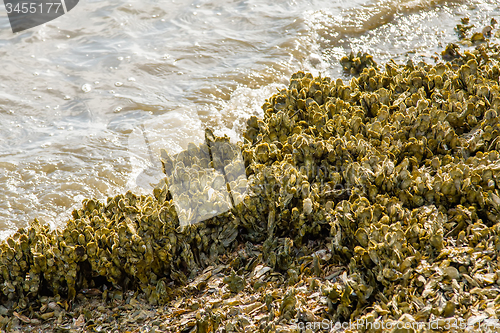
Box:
(2, 28, 500, 330)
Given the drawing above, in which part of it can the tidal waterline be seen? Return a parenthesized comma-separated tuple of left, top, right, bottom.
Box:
(0, 0, 499, 238)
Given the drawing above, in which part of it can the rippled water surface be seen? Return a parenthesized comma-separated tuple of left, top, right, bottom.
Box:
(0, 0, 499, 237)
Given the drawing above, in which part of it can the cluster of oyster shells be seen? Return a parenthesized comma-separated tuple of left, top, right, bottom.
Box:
(0, 186, 242, 317)
(340, 52, 378, 75)
(454, 17, 497, 43)
(2, 37, 500, 331)
(238, 41, 500, 327)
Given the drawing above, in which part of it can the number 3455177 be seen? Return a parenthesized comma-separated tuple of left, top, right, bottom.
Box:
(5, 2, 62, 14)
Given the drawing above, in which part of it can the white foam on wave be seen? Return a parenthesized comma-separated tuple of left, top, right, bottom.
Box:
(125, 107, 206, 193)
(209, 83, 287, 141)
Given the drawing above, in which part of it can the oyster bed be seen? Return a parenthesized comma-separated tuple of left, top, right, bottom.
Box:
(3, 38, 500, 331)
